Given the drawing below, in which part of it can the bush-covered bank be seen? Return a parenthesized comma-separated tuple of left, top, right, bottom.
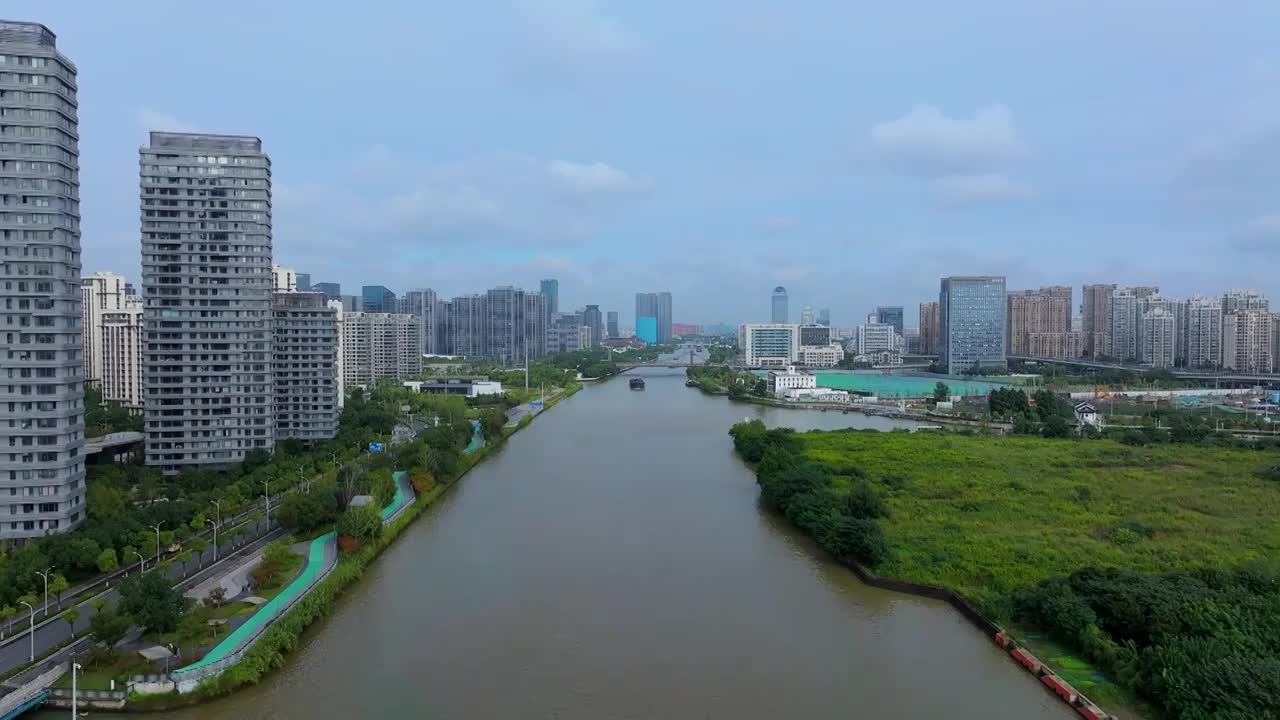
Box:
(730, 423, 1280, 720)
(126, 390, 560, 709)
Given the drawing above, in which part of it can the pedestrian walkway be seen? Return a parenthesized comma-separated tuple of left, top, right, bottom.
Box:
(464, 421, 484, 454)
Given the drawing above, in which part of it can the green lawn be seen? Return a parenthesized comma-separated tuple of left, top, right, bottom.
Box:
(800, 430, 1280, 615)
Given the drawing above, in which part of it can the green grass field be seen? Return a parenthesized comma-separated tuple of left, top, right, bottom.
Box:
(799, 430, 1280, 615)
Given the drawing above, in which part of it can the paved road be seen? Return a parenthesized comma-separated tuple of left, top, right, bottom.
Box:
(0, 517, 276, 675)
(505, 389, 565, 427)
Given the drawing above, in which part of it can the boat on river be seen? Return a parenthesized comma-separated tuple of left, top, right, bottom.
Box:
(629, 377, 646, 391)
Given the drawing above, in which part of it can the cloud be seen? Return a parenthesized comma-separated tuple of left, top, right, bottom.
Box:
(1229, 214, 1280, 255)
(869, 105, 1028, 172)
(135, 108, 203, 135)
(932, 173, 1034, 204)
(512, 0, 639, 95)
(547, 160, 643, 193)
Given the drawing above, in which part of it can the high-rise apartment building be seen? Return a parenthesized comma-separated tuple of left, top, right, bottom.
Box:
(1222, 310, 1274, 374)
(1006, 288, 1071, 356)
(918, 301, 940, 356)
(1138, 307, 1177, 368)
(1272, 314, 1280, 373)
(582, 305, 603, 348)
(338, 312, 421, 386)
(272, 291, 338, 442)
(0, 20, 85, 538)
(738, 323, 799, 367)
(939, 276, 1007, 374)
(606, 310, 619, 338)
(635, 291, 673, 344)
(874, 306, 905, 337)
(1105, 286, 1159, 361)
(401, 289, 440, 355)
(360, 285, 396, 313)
(1222, 289, 1269, 315)
(771, 286, 788, 324)
(140, 132, 274, 471)
(1177, 294, 1218, 366)
(431, 286, 547, 362)
(271, 264, 297, 291)
(81, 272, 128, 385)
(548, 311, 589, 353)
(1081, 284, 1116, 357)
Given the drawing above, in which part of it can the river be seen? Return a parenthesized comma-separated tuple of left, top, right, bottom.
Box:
(70, 369, 1071, 719)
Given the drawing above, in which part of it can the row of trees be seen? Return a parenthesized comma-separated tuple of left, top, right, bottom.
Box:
(729, 420, 889, 567)
(1015, 567, 1280, 719)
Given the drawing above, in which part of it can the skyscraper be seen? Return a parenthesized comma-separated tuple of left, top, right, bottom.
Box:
(1223, 310, 1274, 373)
(541, 279, 559, 316)
(771, 286, 789, 323)
(800, 305, 815, 325)
(875, 306, 905, 337)
(635, 291, 673, 344)
(606, 310, 619, 338)
(939, 277, 1007, 374)
(817, 308, 831, 327)
(401, 288, 440, 355)
(1138, 307, 1176, 368)
(82, 272, 129, 385)
(0, 20, 85, 538)
(1222, 289, 1269, 314)
(338, 312, 421, 385)
(312, 282, 340, 300)
(295, 272, 311, 291)
(583, 305, 603, 348)
(1106, 286, 1159, 361)
(361, 285, 396, 313)
(1006, 288, 1071, 356)
(918, 302, 940, 356)
(1182, 296, 1223, 369)
(82, 272, 144, 409)
(141, 132, 274, 471)
(656, 291, 673, 344)
(1081, 284, 1116, 357)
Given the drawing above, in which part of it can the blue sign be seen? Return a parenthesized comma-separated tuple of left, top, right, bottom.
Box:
(369, 442, 384, 453)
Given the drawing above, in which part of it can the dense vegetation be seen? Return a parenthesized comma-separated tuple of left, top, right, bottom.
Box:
(734, 426, 1280, 719)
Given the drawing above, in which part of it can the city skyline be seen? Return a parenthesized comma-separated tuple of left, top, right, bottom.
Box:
(7, 2, 1280, 324)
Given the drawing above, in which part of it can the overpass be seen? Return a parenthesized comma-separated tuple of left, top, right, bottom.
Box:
(1008, 356, 1280, 384)
(83, 431, 144, 463)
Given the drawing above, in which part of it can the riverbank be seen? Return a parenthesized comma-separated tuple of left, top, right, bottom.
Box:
(116, 388, 577, 711)
(732, 424, 1280, 719)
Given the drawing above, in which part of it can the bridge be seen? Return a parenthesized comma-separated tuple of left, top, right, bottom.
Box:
(83, 431, 144, 463)
(1008, 356, 1280, 384)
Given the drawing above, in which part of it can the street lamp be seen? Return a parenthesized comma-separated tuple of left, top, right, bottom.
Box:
(35, 567, 53, 618)
(71, 661, 82, 717)
(261, 479, 271, 525)
(329, 451, 338, 469)
(149, 522, 165, 566)
(132, 550, 146, 575)
(207, 518, 219, 563)
(298, 466, 307, 493)
(18, 600, 34, 663)
(209, 499, 222, 530)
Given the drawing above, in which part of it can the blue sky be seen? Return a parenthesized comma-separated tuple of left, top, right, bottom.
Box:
(14, 1, 1280, 327)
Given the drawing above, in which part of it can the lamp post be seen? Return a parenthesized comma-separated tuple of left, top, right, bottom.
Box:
(149, 522, 165, 566)
(132, 551, 146, 575)
(207, 518, 219, 563)
(35, 567, 53, 618)
(261, 480, 271, 525)
(298, 467, 307, 493)
(71, 661, 82, 718)
(18, 600, 33, 663)
(209, 499, 222, 530)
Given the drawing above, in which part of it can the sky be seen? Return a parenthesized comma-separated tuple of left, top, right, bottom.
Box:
(12, 1, 1280, 328)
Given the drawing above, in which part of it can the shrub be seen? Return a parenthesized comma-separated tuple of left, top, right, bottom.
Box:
(845, 480, 887, 519)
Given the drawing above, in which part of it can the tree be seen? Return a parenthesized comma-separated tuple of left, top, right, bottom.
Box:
(96, 547, 119, 574)
(480, 408, 505, 440)
(831, 517, 889, 567)
(0, 605, 14, 639)
(189, 512, 206, 533)
(121, 545, 137, 570)
(49, 574, 69, 610)
(277, 490, 338, 534)
(89, 608, 131, 649)
(205, 586, 227, 609)
(1042, 414, 1075, 439)
(188, 538, 209, 568)
(846, 480, 888, 519)
(752, 379, 769, 397)
(336, 504, 382, 544)
(62, 607, 80, 635)
(117, 572, 186, 633)
(933, 382, 951, 403)
(175, 551, 194, 577)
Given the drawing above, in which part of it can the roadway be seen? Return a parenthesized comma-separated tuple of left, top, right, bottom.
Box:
(1009, 355, 1280, 383)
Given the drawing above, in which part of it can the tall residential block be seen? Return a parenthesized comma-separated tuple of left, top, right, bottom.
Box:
(606, 310, 619, 338)
(918, 301, 940, 356)
(338, 312, 421, 386)
(0, 20, 85, 538)
(1105, 286, 1158, 361)
(272, 291, 338, 442)
(874, 306, 904, 337)
(431, 286, 547, 362)
(141, 132, 274, 471)
(939, 276, 1007, 374)
(1222, 289, 1268, 315)
(1006, 288, 1071, 356)
(271, 263, 296, 291)
(1222, 310, 1273, 374)
(81, 271, 128, 385)
(1180, 296, 1222, 369)
(1138, 308, 1177, 368)
(548, 311, 589, 353)
(1080, 283, 1116, 357)
(401, 288, 440, 355)
(771, 286, 788, 323)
